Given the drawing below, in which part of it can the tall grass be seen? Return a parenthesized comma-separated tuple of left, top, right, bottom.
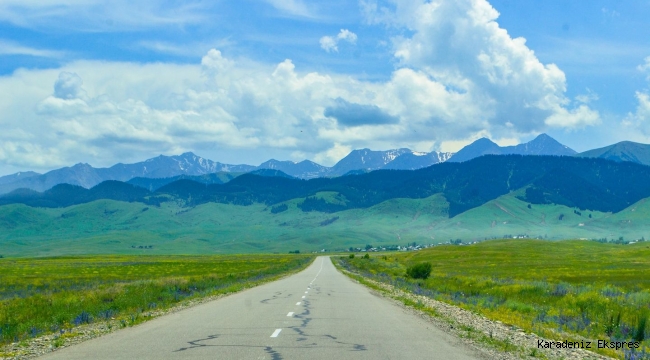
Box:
(0, 254, 313, 345)
(338, 240, 650, 359)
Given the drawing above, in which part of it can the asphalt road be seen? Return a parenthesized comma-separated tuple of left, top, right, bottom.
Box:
(41, 257, 484, 360)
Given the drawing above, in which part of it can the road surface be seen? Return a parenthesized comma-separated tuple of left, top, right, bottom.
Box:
(41, 257, 484, 359)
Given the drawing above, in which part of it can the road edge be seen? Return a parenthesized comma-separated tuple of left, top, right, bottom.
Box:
(1, 256, 317, 360)
(331, 257, 613, 360)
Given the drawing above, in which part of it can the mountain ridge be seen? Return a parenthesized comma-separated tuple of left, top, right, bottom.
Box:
(4, 133, 639, 195)
(4, 155, 650, 220)
(576, 141, 650, 166)
(447, 134, 577, 163)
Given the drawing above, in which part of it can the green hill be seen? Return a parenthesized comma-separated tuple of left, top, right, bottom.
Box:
(4, 155, 650, 257)
(1, 192, 649, 257)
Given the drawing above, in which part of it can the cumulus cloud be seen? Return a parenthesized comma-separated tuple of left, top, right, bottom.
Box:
(621, 56, 650, 142)
(324, 98, 398, 126)
(622, 92, 650, 135)
(53, 72, 87, 100)
(620, 57, 650, 137)
(319, 37, 338, 53)
(639, 56, 650, 80)
(320, 29, 358, 52)
(364, 0, 599, 134)
(623, 57, 650, 137)
(0, 0, 605, 173)
(545, 105, 600, 128)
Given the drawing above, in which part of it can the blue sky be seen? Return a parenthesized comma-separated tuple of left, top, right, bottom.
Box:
(0, 0, 649, 175)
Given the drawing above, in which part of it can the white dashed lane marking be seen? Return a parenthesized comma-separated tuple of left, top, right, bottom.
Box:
(296, 302, 301, 305)
(270, 329, 282, 338)
(287, 312, 294, 317)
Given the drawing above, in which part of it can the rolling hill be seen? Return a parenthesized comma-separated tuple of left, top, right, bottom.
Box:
(1, 191, 647, 257)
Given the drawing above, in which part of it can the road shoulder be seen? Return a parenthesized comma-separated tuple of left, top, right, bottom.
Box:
(0, 261, 314, 360)
(332, 259, 612, 360)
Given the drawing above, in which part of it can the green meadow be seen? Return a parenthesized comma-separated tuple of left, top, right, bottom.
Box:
(2, 192, 650, 257)
(337, 239, 650, 358)
(0, 254, 313, 346)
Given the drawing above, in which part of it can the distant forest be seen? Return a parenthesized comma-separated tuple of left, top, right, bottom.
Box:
(2, 155, 649, 218)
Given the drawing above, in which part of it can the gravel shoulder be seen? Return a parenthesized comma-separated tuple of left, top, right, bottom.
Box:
(334, 263, 614, 360)
(0, 265, 309, 360)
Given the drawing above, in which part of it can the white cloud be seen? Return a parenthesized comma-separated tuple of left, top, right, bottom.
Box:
(638, 56, 650, 80)
(53, 72, 87, 100)
(137, 39, 232, 57)
(0, 0, 606, 173)
(623, 92, 650, 136)
(319, 36, 338, 52)
(0, 0, 207, 31)
(262, 0, 312, 17)
(319, 29, 358, 52)
(544, 105, 600, 128)
(337, 29, 357, 43)
(0, 39, 65, 58)
(601, 7, 620, 18)
(314, 143, 352, 165)
(362, 0, 599, 134)
(575, 89, 599, 104)
(621, 57, 650, 138)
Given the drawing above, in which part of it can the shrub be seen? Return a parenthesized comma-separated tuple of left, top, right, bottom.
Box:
(270, 204, 288, 214)
(406, 262, 432, 280)
(349, 254, 355, 259)
(363, 253, 370, 259)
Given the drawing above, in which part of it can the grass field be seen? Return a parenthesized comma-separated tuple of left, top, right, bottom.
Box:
(337, 239, 650, 358)
(0, 254, 313, 346)
(2, 192, 650, 257)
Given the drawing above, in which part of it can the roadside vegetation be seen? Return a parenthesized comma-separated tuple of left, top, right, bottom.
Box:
(0, 254, 313, 346)
(337, 239, 650, 359)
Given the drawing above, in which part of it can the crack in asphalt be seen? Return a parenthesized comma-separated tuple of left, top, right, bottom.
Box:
(173, 334, 220, 352)
(286, 297, 367, 352)
(261, 291, 292, 304)
(263, 346, 283, 360)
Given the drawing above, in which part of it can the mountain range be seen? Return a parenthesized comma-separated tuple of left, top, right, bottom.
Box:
(5, 154, 650, 256)
(4, 154, 650, 217)
(575, 141, 650, 165)
(1, 134, 650, 195)
(446, 133, 576, 162)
